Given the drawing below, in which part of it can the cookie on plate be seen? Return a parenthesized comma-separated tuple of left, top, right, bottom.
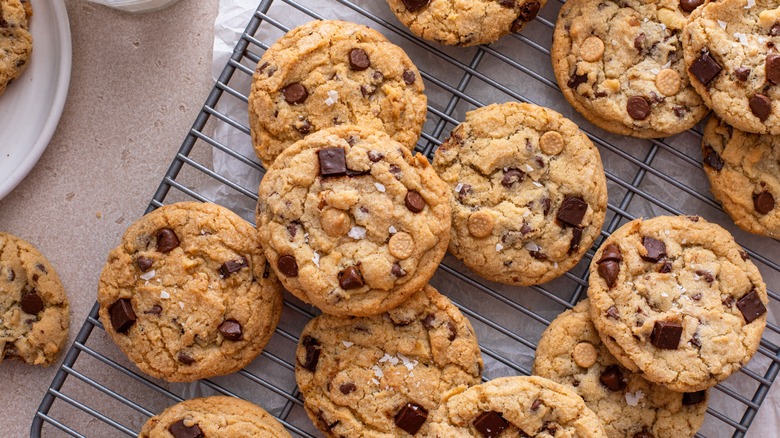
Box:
(139, 396, 291, 438)
(97, 202, 283, 382)
(295, 284, 483, 437)
(534, 300, 708, 438)
(0, 0, 33, 96)
(385, 0, 545, 47)
(256, 125, 450, 317)
(248, 20, 427, 168)
(588, 215, 768, 392)
(0, 233, 69, 366)
(552, 0, 707, 138)
(432, 102, 607, 286)
(428, 375, 606, 437)
(702, 116, 779, 239)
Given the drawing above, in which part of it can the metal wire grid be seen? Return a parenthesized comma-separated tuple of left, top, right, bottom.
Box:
(32, 0, 780, 437)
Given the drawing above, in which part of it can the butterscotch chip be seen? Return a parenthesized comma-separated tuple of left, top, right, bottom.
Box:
(580, 36, 605, 62)
(539, 131, 565, 155)
(572, 342, 598, 368)
(467, 211, 495, 238)
(655, 69, 681, 96)
(389, 232, 415, 260)
(321, 208, 351, 237)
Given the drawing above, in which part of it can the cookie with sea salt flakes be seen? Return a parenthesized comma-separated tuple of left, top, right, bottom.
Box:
(683, 0, 780, 134)
(256, 125, 450, 317)
(588, 215, 768, 392)
(0, 0, 33, 97)
(432, 102, 607, 286)
(534, 300, 708, 438)
(295, 284, 483, 438)
(385, 0, 546, 47)
(552, 0, 707, 138)
(248, 19, 427, 168)
(97, 202, 283, 382)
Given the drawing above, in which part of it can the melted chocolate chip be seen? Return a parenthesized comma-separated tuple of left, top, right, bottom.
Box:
(401, 0, 430, 12)
(689, 50, 722, 85)
(422, 314, 436, 329)
(282, 82, 308, 104)
(737, 289, 767, 323)
(641, 236, 666, 262)
(556, 196, 588, 227)
(530, 398, 542, 411)
(682, 390, 707, 405)
(20, 291, 43, 315)
(542, 197, 552, 216)
(703, 146, 724, 170)
(109, 299, 136, 333)
(749, 94, 771, 121)
(277, 255, 298, 277)
(219, 257, 249, 278)
(458, 184, 473, 199)
(177, 352, 195, 365)
(651, 321, 683, 349)
(367, 150, 384, 162)
(472, 411, 509, 438)
(735, 67, 751, 81)
(568, 227, 583, 254)
(767, 54, 780, 85)
(633, 428, 654, 438)
(136, 256, 153, 272)
(349, 48, 370, 71)
(144, 305, 162, 315)
(218, 320, 242, 340)
(405, 191, 426, 213)
(627, 96, 651, 120)
(296, 119, 312, 135)
(680, 0, 704, 12)
(447, 321, 457, 341)
(598, 261, 620, 288)
(403, 70, 417, 85)
(392, 263, 407, 277)
(606, 306, 620, 319)
(658, 261, 672, 273)
(156, 228, 180, 253)
(301, 336, 321, 371)
(568, 72, 588, 89)
(394, 402, 428, 435)
(771, 23, 780, 36)
(501, 168, 525, 187)
(318, 148, 347, 177)
(695, 270, 714, 283)
(338, 266, 364, 289)
(513, 1, 541, 32)
(598, 243, 623, 263)
(740, 250, 750, 261)
(168, 419, 203, 438)
(753, 190, 775, 214)
(600, 365, 626, 391)
(339, 383, 357, 394)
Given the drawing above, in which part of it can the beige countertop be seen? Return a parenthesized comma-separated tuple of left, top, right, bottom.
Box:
(0, 0, 218, 435)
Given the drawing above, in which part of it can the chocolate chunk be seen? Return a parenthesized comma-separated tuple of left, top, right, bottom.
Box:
(339, 383, 357, 394)
(367, 150, 384, 162)
(749, 94, 771, 121)
(556, 196, 588, 227)
(135, 256, 154, 272)
(472, 411, 509, 438)
(737, 289, 767, 323)
(530, 398, 542, 411)
(20, 291, 43, 315)
(695, 270, 714, 283)
(767, 54, 780, 85)
(606, 305, 620, 319)
(542, 197, 552, 216)
(318, 148, 347, 177)
(394, 402, 428, 435)
(168, 419, 203, 438)
(109, 299, 136, 333)
(702, 146, 724, 170)
(282, 82, 308, 104)
(567, 72, 588, 89)
(447, 321, 457, 341)
(598, 243, 623, 263)
(156, 228, 180, 253)
(658, 261, 672, 273)
(735, 67, 751, 81)
(753, 190, 775, 214)
(405, 191, 426, 213)
(301, 336, 321, 371)
(422, 314, 436, 329)
(529, 250, 548, 260)
(177, 352, 195, 365)
(389, 164, 402, 180)
(218, 320, 242, 340)
(650, 321, 683, 349)
(144, 305, 162, 315)
(401, 0, 430, 12)
(682, 390, 706, 405)
(600, 365, 626, 391)
(598, 261, 620, 287)
(277, 255, 298, 277)
(339, 266, 364, 289)
(349, 48, 370, 71)
(392, 263, 407, 277)
(689, 50, 722, 85)
(723, 295, 736, 308)
(627, 96, 651, 120)
(501, 168, 525, 187)
(403, 70, 417, 85)
(219, 257, 249, 278)
(641, 236, 666, 262)
(568, 228, 583, 254)
(680, 0, 704, 12)
(634, 33, 646, 52)
(513, 1, 541, 32)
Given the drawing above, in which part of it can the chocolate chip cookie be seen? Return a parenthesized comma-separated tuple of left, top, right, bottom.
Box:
(702, 116, 780, 238)
(428, 376, 607, 437)
(295, 285, 483, 437)
(552, 0, 707, 138)
(256, 125, 450, 317)
(97, 202, 283, 382)
(0, 0, 33, 97)
(0, 233, 69, 366)
(534, 300, 708, 438)
(386, 0, 545, 47)
(432, 102, 607, 286)
(248, 19, 427, 168)
(588, 215, 768, 392)
(139, 396, 291, 438)
(683, 0, 780, 134)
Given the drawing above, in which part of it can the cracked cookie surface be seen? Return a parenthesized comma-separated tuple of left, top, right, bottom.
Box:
(386, 0, 546, 47)
(588, 215, 768, 392)
(432, 102, 607, 286)
(428, 376, 606, 437)
(553, 0, 707, 138)
(0, 0, 33, 96)
(139, 396, 291, 438)
(97, 202, 283, 382)
(702, 116, 780, 238)
(257, 125, 450, 317)
(534, 300, 708, 438)
(0, 232, 69, 366)
(248, 20, 427, 168)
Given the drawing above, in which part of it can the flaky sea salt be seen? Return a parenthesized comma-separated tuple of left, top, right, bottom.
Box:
(662, 60, 671, 69)
(140, 270, 156, 281)
(373, 365, 384, 379)
(496, 243, 504, 252)
(342, 341, 354, 348)
(349, 226, 367, 240)
(718, 20, 728, 29)
(745, 0, 755, 8)
(524, 241, 541, 252)
(325, 90, 339, 106)
(734, 32, 748, 46)
(455, 183, 464, 193)
(397, 353, 418, 371)
(160, 290, 170, 299)
(371, 378, 379, 385)
(525, 164, 534, 172)
(650, 68, 660, 75)
(374, 182, 386, 193)
(532, 181, 543, 188)
(625, 390, 644, 407)
(312, 251, 320, 267)
(178, 301, 185, 309)
(389, 226, 397, 234)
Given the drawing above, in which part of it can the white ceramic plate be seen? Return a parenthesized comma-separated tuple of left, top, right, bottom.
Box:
(0, 0, 71, 200)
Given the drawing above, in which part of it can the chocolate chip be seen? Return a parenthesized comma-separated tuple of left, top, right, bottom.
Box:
(556, 196, 588, 227)
(109, 299, 136, 333)
(367, 150, 384, 162)
(740, 250, 750, 261)
(634, 33, 646, 52)
(695, 270, 714, 283)
(277, 255, 298, 277)
(401, 0, 430, 12)
(447, 321, 457, 341)
(349, 48, 371, 71)
(543, 423, 558, 434)
(421, 315, 436, 329)
(529, 250, 548, 260)
(658, 261, 672, 273)
(689, 50, 722, 85)
(144, 305, 162, 315)
(692, 293, 702, 301)
(633, 428, 653, 438)
(766, 54, 780, 85)
(641, 236, 666, 262)
(750, 94, 771, 121)
(403, 70, 417, 85)
(458, 184, 473, 198)
(392, 263, 407, 277)
(682, 390, 706, 405)
(318, 148, 347, 177)
(680, 0, 704, 12)
(498, 0, 515, 7)
(472, 411, 509, 438)
(530, 398, 542, 411)
(501, 168, 525, 187)
(690, 331, 702, 348)
(339, 383, 357, 394)
(6, 268, 14, 282)
(703, 146, 724, 170)
(394, 402, 428, 435)
(36, 263, 47, 273)
(567, 72, 588, 89)
(754, 190, 775, 214)
(735, 67, 751, 81)
(627, 96, 651, 120)
(156, 228, 180, 253)
(257, 62, 269, 75)
(650, 321, 683, 349)
(597, 261, 619, 288)
(177, 352, 195, 365)
(338, 266, 364, 289)
(136, 256, 154, 272)
(723, 295, 736, 308)
(19, 290, 43, 315)
(542, 197, 552, 216)
(771, 23, 780, 36)
(296, 119, 312, 135)
(282, 82, 308, 104)
(598, 243, 623, 263)
(168, 419, 203, 438)
(405, 191, 426, 213)
(606, 305, 620, 319)
(512, 1, 541, 32)
(219, 257, 249, 278)
(568, 227, 583, 254)
(301, 336, 321, 371)
(600, 365, 626, 391)
(389, 164, 402, 180)
(287, 224, 298, 239)
(737, 289, 767, 323)
(218, 320, 242, 341)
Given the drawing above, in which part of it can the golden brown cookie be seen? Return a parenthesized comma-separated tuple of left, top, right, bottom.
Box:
(0, 0, 33, 96)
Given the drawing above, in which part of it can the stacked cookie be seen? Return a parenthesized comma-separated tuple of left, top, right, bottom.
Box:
(0, 0, 33, 97)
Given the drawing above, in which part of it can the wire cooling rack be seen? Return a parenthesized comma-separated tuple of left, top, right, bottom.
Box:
(33, 0, 780, 437)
